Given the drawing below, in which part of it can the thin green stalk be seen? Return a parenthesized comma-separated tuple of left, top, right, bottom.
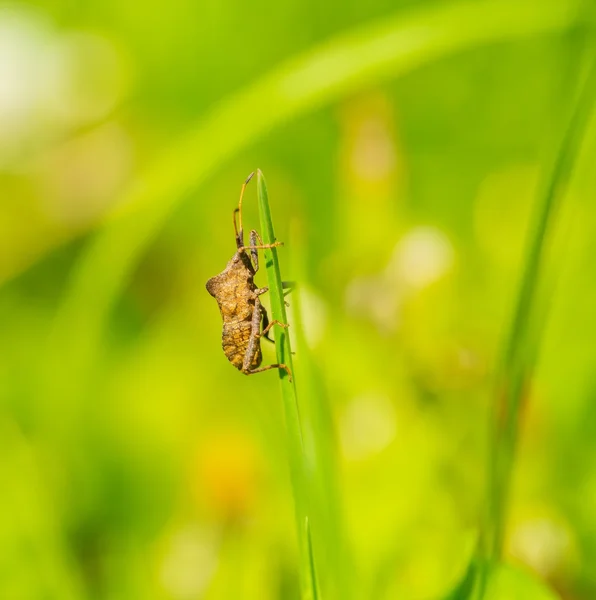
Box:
(306, 518, 321, 600)
(290, 233, 353, 600)
(484, 52, 596, 564)
(256, 171, 315, 600)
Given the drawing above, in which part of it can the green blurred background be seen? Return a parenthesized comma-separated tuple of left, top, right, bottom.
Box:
(1, 0, 595, 598)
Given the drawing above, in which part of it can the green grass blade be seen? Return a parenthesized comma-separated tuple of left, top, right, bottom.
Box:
(256, 171, 314, 600)
(41, 0, 586, 404)
(290, 232, 354, 600)
(306, 517, 321, 600)
(484, 52, 596, 562)
(255, 171, 295, 387)
(441, 559, 480, 600)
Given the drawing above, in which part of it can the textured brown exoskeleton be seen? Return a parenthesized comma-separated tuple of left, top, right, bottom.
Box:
(206, 172, 292, 380)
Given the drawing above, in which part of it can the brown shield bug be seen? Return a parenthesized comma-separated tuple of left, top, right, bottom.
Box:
(206, 172, 292, 380)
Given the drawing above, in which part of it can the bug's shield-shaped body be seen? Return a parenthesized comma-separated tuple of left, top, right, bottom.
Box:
(206, 172, 291, 380)
(206, 251, 262, 371)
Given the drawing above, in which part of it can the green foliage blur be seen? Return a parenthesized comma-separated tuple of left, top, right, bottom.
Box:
(0, 0, 595, 598)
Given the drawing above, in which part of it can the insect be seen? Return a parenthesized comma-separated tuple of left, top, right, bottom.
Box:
(206, 172, 292, 380)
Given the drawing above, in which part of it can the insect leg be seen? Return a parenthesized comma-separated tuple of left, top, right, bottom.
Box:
(259, 303, 290, 343)
(257, 319, 289, 339)
(249, 231, 284, 251)
(260, 304, 274, 344)
(244, 363, 293, 381)
(238, 241, 283, 252)
(239, 234, 284, 272)
(242, 298, 292, 380)
(248, 230, 260, 272)
(242, 227, 283, 257)
(242, 295, 265, 372)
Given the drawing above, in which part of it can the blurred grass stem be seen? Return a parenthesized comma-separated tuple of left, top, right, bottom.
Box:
(485, 50, 596, 562)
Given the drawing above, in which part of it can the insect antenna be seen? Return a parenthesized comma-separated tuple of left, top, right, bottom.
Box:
(233, 171, 255, 248)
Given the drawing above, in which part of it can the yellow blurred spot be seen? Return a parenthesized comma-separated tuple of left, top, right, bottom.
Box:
(193, 429, 261, 523)
(337, 93, 403, 255)
(340, 92, 400, 188)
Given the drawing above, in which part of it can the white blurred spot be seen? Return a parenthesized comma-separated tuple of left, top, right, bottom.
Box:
(160, 525, 219, 600)
(345, 226, 454, 333)
(388, 226, 454, 289)
(0, 7, 52, 161)
(0, 6, 129, 168)
(340, 393, 397, 460)
(510, 518, 571, 577)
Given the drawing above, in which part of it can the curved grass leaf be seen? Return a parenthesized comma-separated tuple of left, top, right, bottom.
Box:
(484, 51, 596, 562)
(42, 0, 586, 402)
